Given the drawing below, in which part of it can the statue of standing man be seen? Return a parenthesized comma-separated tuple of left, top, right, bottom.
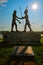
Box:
(11, 10, 21, 32)
(20, 7, 32, 32)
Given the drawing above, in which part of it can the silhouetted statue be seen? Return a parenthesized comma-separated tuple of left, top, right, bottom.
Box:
(11, 10, 21, 32)
(20, 7, 32, 32)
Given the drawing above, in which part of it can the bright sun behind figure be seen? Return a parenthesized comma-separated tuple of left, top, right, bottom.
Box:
(32, 3, 38, 10)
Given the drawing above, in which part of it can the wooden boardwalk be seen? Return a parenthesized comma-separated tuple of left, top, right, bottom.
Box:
(5, 46, 37, 65)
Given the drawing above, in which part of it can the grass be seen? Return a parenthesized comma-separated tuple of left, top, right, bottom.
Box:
(0, 38, 3, 42)
(32, 45, 43, 65)
(0, 47, 14, 65)
(40, 38, 43, 44)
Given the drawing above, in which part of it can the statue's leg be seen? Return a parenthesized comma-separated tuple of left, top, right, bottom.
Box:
(24, 24, 26, 32)
(28, 24, 32, 31)
(11, 22, 14, 32)
(15, 23, 18, 31)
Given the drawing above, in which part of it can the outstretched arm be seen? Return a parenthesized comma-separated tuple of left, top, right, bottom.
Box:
(19, 16, 25, 19)
(16, 16, 25, 19)
(16, 16, 21, 19)
(16, 19, 21, 24)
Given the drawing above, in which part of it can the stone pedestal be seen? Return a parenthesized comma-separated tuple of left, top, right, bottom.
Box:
(2, 32, 41, 42)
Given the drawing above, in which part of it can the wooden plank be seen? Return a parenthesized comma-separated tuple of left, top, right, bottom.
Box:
(12, 46, 34, 56)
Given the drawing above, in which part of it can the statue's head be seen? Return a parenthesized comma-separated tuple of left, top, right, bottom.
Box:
(14, 10, 17, 14)
(24, 7, 28, 14)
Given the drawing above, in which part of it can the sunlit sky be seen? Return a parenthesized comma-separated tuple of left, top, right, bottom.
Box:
(0, 0, 43, 31)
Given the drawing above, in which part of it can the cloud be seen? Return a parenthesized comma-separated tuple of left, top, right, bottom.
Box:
(1, 3, 6, 7)
(0, 0, 8, 7)
(0, 0, 8, 3)
(31, 24, 43, 31)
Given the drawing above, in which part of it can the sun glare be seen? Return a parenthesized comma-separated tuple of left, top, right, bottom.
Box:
(32, 3, 38, 10)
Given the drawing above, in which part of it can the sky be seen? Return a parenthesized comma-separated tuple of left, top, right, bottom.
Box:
(0, 0, 43, 31)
